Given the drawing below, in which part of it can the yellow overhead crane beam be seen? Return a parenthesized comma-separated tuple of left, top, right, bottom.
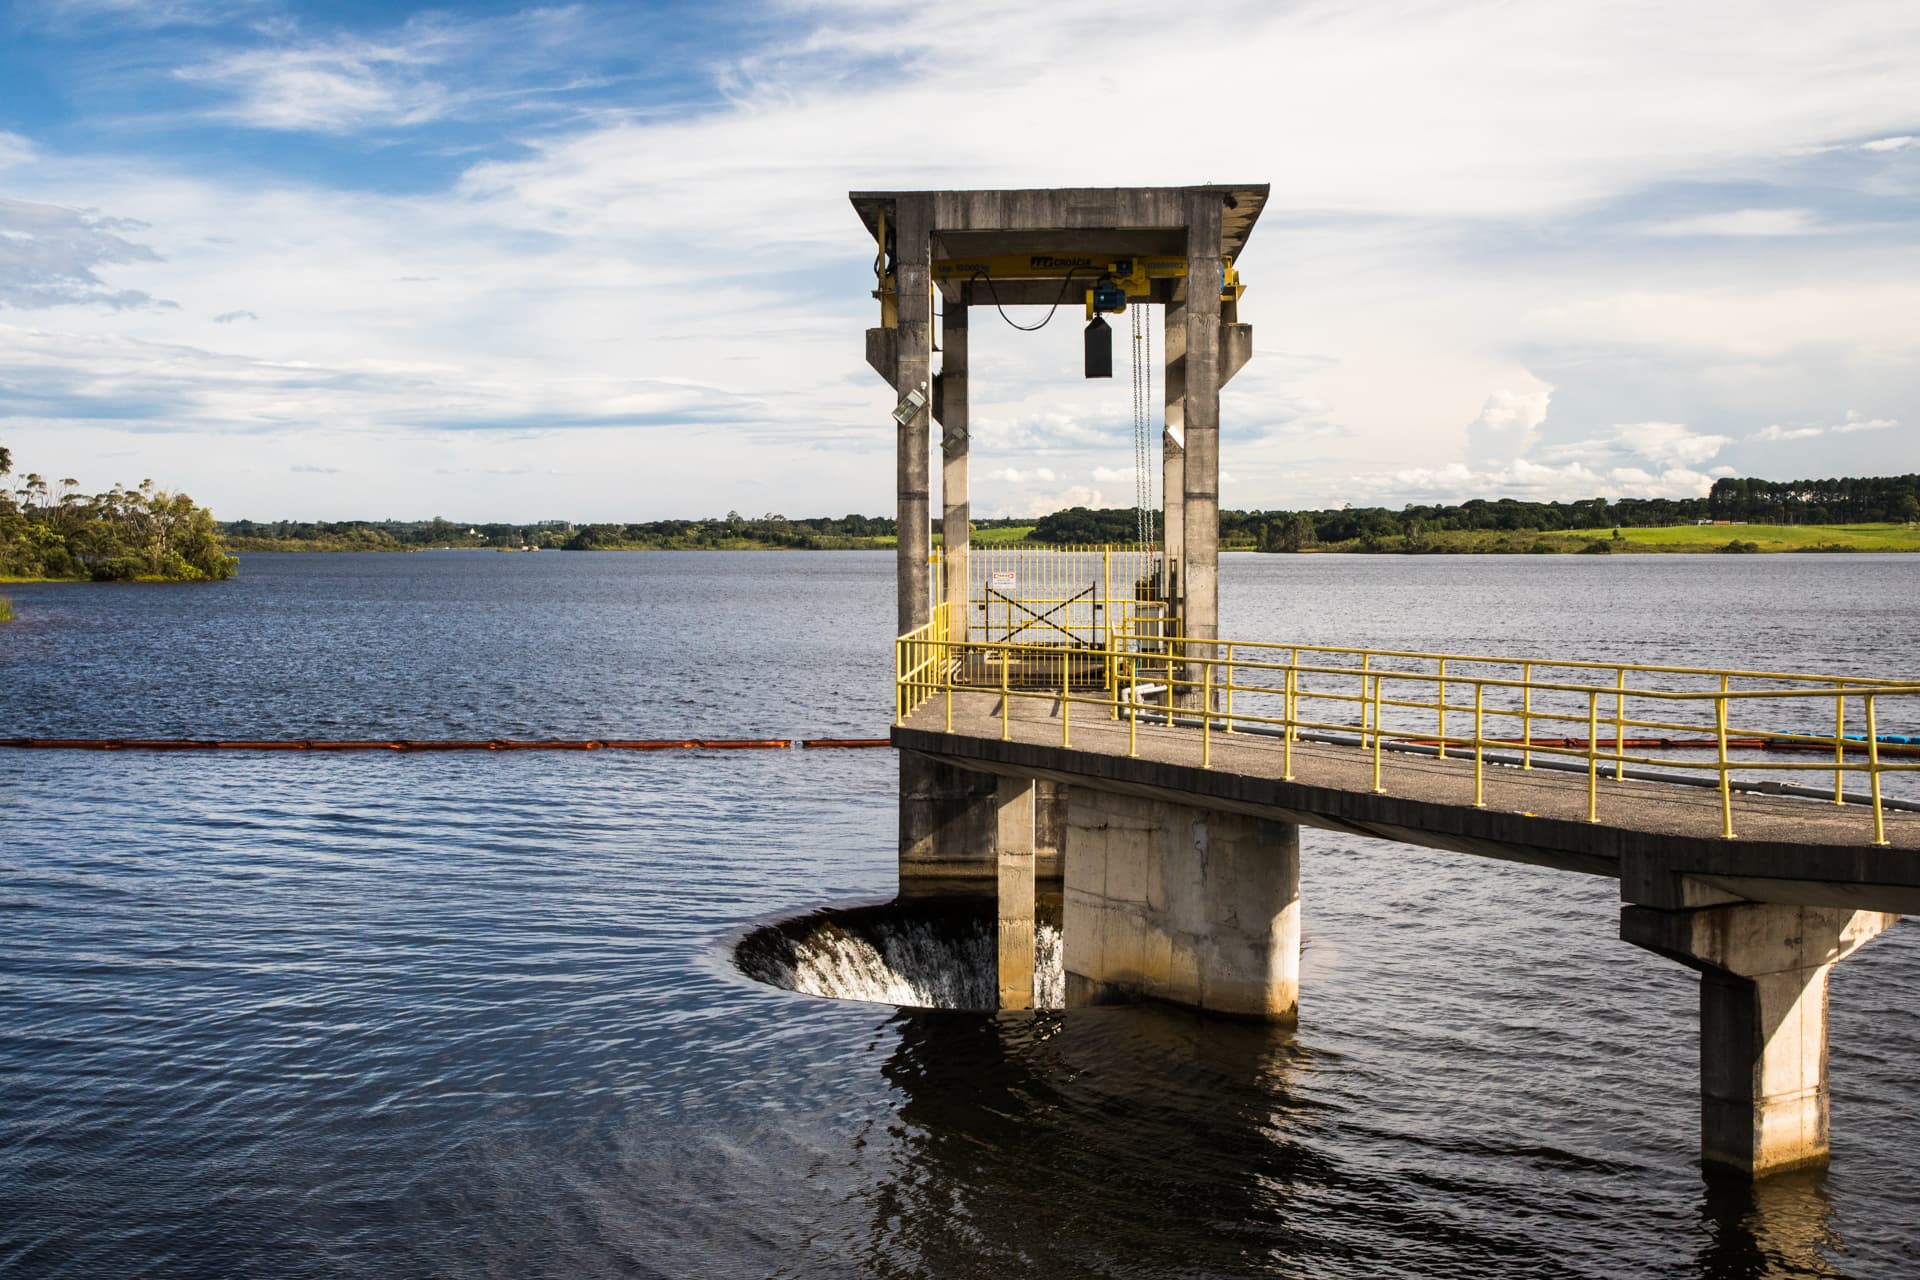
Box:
(870, 207, 1244, 330)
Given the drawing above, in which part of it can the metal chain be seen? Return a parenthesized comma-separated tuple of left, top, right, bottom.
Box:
(1131, 303, 1149, 550)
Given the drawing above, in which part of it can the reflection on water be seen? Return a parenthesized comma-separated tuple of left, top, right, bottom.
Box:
(1697, 1171, 1843, 1280)
(867, 1006, 1319, 1278)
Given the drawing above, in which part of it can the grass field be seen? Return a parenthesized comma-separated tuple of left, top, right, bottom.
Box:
(1609, 523, 1920, 552)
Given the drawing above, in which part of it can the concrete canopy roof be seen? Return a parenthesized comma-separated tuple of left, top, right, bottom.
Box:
(850, 184, 1268, 279)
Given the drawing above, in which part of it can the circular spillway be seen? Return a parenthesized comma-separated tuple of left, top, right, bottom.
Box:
(735, 897, 1064, 1011)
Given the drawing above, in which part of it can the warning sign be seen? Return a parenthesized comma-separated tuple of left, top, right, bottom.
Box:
(989, 571, 1017, 589)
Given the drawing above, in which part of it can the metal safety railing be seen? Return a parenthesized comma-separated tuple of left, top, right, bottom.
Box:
(894, 626, 1920, 845)
(929, 544, 1164, 649)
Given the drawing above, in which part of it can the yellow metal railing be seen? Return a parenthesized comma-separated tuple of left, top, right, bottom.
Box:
(931, 544, 1165, 649)
(894, 626, 1920, 845)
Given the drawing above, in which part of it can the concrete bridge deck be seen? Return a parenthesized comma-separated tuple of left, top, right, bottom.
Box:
(897, 691, 1920, 916)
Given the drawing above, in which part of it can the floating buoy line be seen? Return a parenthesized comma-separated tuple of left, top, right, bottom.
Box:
(0, 737, 893, 753)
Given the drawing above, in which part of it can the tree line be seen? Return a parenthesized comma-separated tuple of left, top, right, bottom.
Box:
(196, 469, 1920, 559)
(1, 446, 237, 582)
(1029, 473, 1920, 551)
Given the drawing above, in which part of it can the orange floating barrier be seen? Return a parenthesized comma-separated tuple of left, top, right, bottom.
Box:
(802, 739, 893, 749)
(0, 736, 807, 753)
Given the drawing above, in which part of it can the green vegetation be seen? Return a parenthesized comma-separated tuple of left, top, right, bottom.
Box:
(1, 445, 237, 582)
(223, 512, 1040, 552)
(0, 594, 12, 621)
(215, 471, 1920, 558)
(1028, 473, 1920, 555)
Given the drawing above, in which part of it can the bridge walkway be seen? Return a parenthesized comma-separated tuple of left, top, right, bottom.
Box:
(897, 689, 1920, 917)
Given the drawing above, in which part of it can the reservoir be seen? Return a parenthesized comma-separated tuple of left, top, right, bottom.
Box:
(3, 551, 1917, 1277)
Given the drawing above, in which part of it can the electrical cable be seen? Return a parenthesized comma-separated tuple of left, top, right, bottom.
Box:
(971, 267, 1099, 332)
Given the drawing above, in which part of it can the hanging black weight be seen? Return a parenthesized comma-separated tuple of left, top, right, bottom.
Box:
(1084, 316, 1113, 379)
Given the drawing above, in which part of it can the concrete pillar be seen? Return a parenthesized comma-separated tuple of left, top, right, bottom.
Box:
(1063, 787, 1299, 1020)
(893, 195, 933, 636)
(1161, 287, 1186, 615)
(1622, 902, 1897, 1176)
(1180, 191, 1224, 654)
(995, 776, 1037, 1009)
(939, 285, 970, 642)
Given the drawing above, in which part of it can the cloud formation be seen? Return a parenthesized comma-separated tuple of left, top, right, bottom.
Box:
(1, 0, 1916, 520)
(1751, 412, 1898, 442)
(0, 198, 172, 310)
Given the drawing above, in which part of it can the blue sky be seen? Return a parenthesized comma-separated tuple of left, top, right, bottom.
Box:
(1, 0, 1916, 520)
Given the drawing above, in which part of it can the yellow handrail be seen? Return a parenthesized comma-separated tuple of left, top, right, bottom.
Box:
(892, 622, 1920, 843)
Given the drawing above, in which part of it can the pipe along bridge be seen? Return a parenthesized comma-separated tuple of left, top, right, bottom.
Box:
(892, 612, 1919, 1178)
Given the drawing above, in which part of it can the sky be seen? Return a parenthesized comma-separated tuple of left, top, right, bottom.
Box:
(0, 0, 1916, 522)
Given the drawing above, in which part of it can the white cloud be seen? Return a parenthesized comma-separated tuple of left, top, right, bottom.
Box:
(178, 40, 450, 133)
(5, 0, 1919, 519)
(1362, 457, 1718, 503)
(1465, 378, 1554, 466)
(1644, 209, 1819, 237)
(0, 132, 36, 169)
(1751, 411, 1898, 441)
(1613, 421, 1734, 467)
(1860, 135, 1916, 152)
(0, 197, 172, 310)
(991, 466, 1056, 484)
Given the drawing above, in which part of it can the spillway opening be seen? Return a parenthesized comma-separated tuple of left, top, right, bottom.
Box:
(735, 896, 1065, 1011)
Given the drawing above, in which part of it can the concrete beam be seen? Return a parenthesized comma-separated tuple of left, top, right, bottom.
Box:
(940, 288, 970, 642)
(1180, 190, 1224, 656)
(1063, 787, 1299, 1020)
(1220, 323, 1253, 387)
(894, 194, 933, 636)
(1623, 902, 1898, 1176)
(996, 776, 1037, 1009)
(865, 327, 897, 385)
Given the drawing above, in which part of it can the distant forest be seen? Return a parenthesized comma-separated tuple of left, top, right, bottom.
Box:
(218, 473, 1920, 554)
(1035, 474, 1920, 551)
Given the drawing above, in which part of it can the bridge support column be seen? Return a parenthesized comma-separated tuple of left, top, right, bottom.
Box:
(939, 284, 970, 642)
(1063, 787, 1298, 1020)
(996, 776, 1036, 1009)
(899, 753, 1000, 895)
(1623, 902, 1897, 1177)
(900, 757, 1065, 897)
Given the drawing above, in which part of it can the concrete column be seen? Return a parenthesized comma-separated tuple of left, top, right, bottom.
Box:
(1180, 191, 1224, 654)
(1622, 902, 1897, 1176)
(939, 285, 970, 642)
(1063, 787, 1299, 1020)
(893, 195, 933, 636)
(1161, 286, 1186, 615)
(898, 752, 1001, 896)
(995, 775, 1037, 1009)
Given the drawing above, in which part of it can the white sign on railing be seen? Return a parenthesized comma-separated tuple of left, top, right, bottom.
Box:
(989, 571, 1017, 589)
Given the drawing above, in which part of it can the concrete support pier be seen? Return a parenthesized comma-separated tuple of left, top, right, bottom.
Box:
(995, 776, 1037, 1009)
(1623, 902, 1897, 1176)
(1063, 787, 1299, 1020)
(898, 753, 1001, 893)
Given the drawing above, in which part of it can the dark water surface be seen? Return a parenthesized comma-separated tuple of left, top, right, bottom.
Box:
(4, 551, 1917, 1278)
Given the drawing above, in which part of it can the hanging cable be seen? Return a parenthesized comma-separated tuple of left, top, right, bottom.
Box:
(971, 268, 1098, 332)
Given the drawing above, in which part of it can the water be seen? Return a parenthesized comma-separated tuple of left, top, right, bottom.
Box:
(4, 551, 1918, 1278)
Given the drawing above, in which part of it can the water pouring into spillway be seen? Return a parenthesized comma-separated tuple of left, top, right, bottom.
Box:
(736, 899, 1065, 1011)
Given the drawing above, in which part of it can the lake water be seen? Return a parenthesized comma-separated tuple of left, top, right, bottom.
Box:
(3, 551, 1917, 1278)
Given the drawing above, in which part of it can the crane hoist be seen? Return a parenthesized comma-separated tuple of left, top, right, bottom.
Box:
(868, 208, 1246, 379)
(867, 208, 1248, 549)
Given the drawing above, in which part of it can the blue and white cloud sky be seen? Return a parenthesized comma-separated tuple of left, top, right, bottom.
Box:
(1, 0, 1916, 520)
